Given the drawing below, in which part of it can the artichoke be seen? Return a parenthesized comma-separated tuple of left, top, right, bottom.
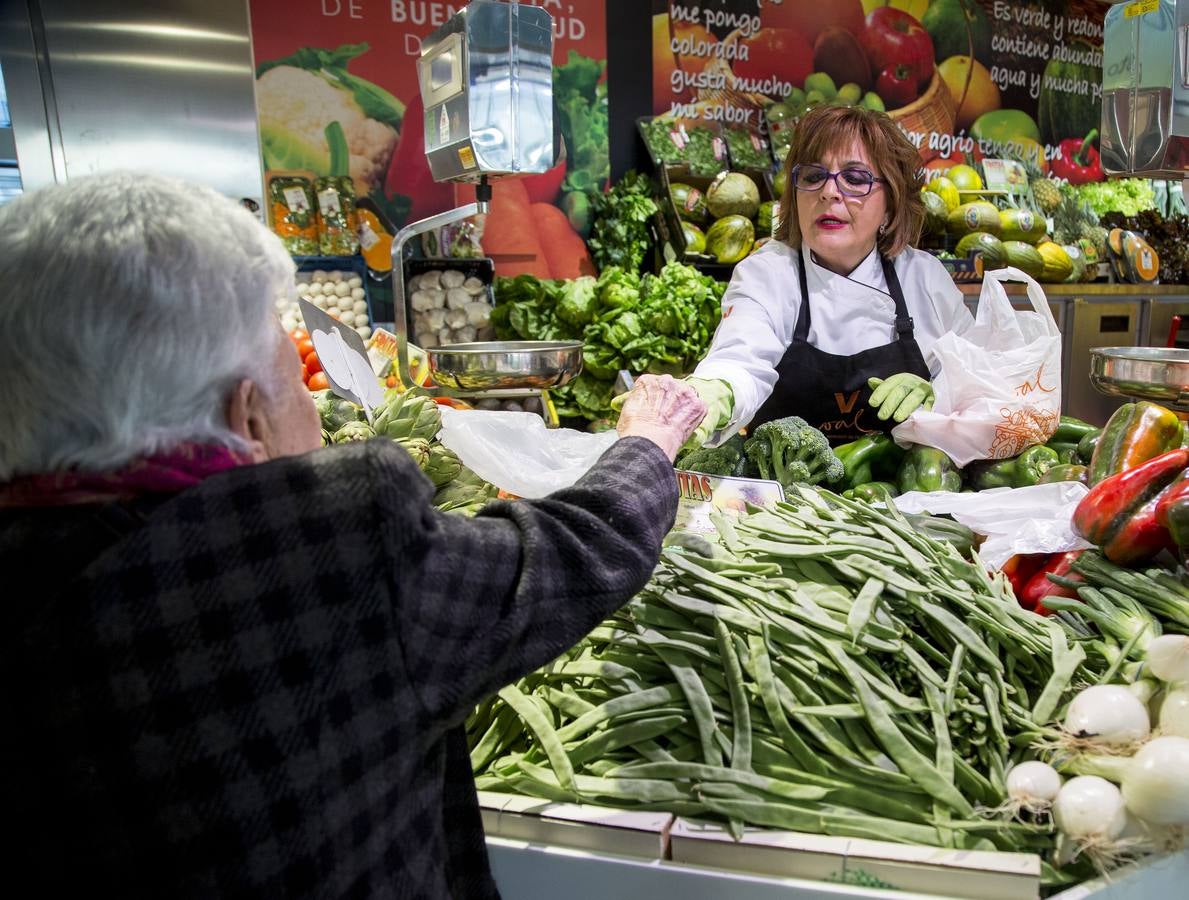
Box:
(396, 437, 432, 470)
(374, 390, 442, 442)
(313, 389, 366, 432)
(321, 428, 332, 447)
(332, 421, 375, 443)
(432, 465, 498, 515)
(425, 442, 463, 489)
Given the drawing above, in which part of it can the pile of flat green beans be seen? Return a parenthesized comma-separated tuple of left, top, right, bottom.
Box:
(469, 487, 1104, 855)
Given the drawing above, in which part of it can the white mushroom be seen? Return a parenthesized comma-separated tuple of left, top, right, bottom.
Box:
(356, 325, 373, 340)
(351, 287, 366, 301)
(337, 295, 355, 312)
(353, 312, 371, 327)
(335, 282, 352, 298)
(418, 270, 442, 290)
(464, 301, 492, 327)
(463, 276, 486, 295)
(425, 308, 447, 331)
(445, 287, 471, 310)
(445, 308, 467, 330)
(476, 325, 497, 341)
(313, 295, 328, 310)
(410, 290, 438, 312)
(306, 282, 323, 296)
(453, 325, 477, 343)
(441, 269, 466, 289)
(352, 300, 368, 314)
(437, 327, 454, 345)
(416, 331, 439, 349)
(348, 276, 362, 289)
(312, 270, 328, 284)
(329, 270, 344, 284)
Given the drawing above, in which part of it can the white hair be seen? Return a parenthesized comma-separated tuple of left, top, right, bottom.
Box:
(0, 171, 296, 478)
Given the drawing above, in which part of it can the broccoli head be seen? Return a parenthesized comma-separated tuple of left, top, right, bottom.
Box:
(743, 417, 844, 489)
(675, 434, 747, 477)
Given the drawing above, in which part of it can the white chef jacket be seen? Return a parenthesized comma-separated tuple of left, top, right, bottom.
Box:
(693, 241, 973, 436)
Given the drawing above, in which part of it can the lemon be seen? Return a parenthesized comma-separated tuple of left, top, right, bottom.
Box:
(947, 164, 984, 192)
(925, 176, 961, 212)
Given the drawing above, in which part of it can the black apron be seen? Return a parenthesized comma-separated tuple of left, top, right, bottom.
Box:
(751, 251, 931, 446)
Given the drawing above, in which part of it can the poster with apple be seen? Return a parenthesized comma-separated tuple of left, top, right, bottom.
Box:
(652, 0, 1105, 184)
(248, 0, 606, 279)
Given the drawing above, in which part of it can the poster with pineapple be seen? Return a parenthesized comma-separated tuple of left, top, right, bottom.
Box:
(649, 0, 1108, 281)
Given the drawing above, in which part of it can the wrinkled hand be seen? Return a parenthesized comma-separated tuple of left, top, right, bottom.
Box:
(616, 374, 707, 462)
(868, 373, 935, 423)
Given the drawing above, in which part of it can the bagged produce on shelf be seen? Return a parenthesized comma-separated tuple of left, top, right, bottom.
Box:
(891, 268, 1062, 466)
(314, 173, 359, 256)
(437, 408, 618, 498)
(268, 175, 319, 255)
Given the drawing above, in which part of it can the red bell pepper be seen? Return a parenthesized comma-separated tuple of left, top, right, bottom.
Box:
(1051, 129, 1103, 185)
(1020, 551, 1084, 616)
(1073, 448, 1189, 565)
(1155, 469, 1189, 558)
(1000, 553, 1051, 599)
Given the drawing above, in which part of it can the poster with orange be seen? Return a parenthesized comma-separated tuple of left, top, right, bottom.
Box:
(248, 0, 605, 277)
(651, 0, 1105, 180)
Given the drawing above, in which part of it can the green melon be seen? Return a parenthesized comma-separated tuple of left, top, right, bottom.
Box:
(999, 208, 1047, 243)
(921, 191, 949, 238)
(706, 172, 760, 220)
(705, 215, 755, 264)
(670, 183, 708, 224)
(1062, 244, 1087, 283)
(1002, 241, 1046, 279)
(947, 201, 1001, 237)
(681, 220, 707, 254)
(955, 231, 1007, 269)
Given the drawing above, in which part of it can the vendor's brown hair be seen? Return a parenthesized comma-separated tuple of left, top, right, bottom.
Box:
(774, 105, 924, 258)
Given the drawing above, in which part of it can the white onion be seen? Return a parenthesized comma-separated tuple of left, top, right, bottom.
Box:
(1007, 761, 1062, 812)
(351, 287, 366, 301)
(356, 325, 372, 340)
(1120, 736, 1189, 825)
(1160, 688, 1189, 738)
(1063, 685, 1151, 748)
(348, 276, 362, 289)
(1147, 635, 1189, 686)
(312, 270, 327, 283)
(1053, 776, 1128, 842)
(352, 300, 368, 314)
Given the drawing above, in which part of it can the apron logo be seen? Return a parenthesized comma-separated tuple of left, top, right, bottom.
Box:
(834, 391, 861, 414)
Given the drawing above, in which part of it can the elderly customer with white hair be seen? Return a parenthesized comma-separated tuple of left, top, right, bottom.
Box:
(0, 172, 704, 898)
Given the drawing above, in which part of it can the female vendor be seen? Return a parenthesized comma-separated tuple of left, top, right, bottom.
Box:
(687, 104, 973, 447)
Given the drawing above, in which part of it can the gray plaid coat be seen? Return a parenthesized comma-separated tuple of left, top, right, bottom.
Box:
(1, 436, 677, 898)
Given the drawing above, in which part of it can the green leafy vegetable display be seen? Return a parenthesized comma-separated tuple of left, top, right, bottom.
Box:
(1074, 179, 1156, 218)
(640, 117, 728, 177)
(586, 171, 658, 273)
(493, 263, 726, 423)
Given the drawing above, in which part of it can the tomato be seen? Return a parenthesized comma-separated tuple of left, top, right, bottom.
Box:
(307, 371, 330, 391)
(305, 351, 323, 375)
(289, 328, 308, 344)
(861, 7, 934, 90)
(296, 339, 316, 361)
(301, 364, 309, 383)
(733, 28, 813, 91)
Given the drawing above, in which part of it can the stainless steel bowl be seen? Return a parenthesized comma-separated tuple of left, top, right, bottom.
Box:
(426, 340, 584, 392)
(1089, 347, 1189, 410)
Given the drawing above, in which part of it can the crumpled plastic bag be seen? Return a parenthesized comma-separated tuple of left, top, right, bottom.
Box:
(891, 482, 1094, 569)
(438, 408, 618, 499)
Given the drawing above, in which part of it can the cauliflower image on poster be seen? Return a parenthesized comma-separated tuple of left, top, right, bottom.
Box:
(255, 43, 403, 196)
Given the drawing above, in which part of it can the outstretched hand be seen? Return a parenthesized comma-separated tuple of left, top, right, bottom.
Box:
(616, 374, 707, 462)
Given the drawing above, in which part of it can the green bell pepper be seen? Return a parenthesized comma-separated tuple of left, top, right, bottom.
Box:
(1051, 415, 1100, 445)
(1046, 442, 1080, 465)
(834, 433, 906, 489)
(1076, 430, 1101, 467)
(897, 446, 962, 493)
(1038, 463, 1088, 485)
(842, 481, 898, 503)
(967, 445, 1060, 490)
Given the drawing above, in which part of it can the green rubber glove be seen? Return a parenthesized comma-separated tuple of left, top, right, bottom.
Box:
(681, 377, 735, 450)
(868, 373, 935, 423)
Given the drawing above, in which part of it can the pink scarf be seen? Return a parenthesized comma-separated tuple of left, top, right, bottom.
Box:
(0, 444, 252, 508)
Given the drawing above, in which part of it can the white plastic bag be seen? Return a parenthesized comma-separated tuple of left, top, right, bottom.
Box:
(892, 483, 1093, 569)
(892, 267, 1062, 466)
(438, 408, 619, 498)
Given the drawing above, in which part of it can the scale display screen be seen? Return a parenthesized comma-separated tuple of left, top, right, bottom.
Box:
(430, 53, 454, 92)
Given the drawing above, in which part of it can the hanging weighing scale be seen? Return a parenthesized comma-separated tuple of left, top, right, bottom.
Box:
(390, 0, 582, 407)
